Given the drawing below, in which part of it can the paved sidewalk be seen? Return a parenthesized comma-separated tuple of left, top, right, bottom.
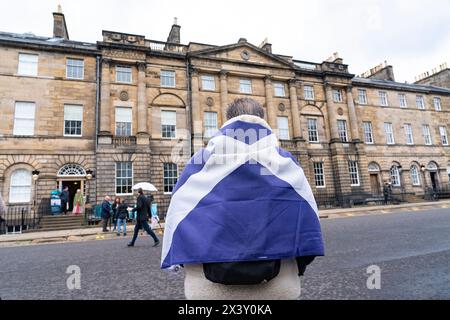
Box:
(0, 199, 449, 246)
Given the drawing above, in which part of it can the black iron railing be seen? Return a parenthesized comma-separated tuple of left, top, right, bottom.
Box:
(314, 191, 387, 209)
(0, 198, 49, 235)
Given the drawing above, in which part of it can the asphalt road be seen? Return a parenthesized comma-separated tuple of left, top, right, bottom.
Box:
(0, 207, 449, 300)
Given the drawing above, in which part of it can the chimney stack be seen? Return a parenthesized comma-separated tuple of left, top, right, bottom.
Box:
(167, 17, 181, 44)
(53, 5, 69, 39)
(259, 38, 272, 53)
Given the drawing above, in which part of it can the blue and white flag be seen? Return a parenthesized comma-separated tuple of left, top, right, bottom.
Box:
(161, 115, 324, 269)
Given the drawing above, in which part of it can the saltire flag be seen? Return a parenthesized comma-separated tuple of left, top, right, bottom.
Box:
(161, 115, 324, 269)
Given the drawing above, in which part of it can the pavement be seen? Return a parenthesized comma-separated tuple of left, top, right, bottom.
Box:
(1, 206, 449, 299)
(0, 199, 449, 247)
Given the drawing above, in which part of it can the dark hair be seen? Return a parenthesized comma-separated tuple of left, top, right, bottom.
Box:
(138, 188, 144, 195)
(114, 197, 121, 204)
(226, 98, 265, 120)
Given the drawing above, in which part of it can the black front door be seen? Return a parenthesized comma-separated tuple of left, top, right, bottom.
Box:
(430, 172, 438, 191)
(62, 181, 81, 212)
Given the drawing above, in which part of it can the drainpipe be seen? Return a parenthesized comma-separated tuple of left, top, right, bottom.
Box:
(95, 55, 101, 204)
(186, 56, 193, 156)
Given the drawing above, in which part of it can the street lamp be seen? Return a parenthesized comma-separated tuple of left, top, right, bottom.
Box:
(31, 170, 40, 217)
(420, 164, 429, 198)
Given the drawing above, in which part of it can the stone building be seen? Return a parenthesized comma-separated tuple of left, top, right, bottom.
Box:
(0, 9, 449, 228)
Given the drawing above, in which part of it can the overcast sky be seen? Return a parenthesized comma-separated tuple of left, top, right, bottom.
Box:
(1, 0, 449, 83)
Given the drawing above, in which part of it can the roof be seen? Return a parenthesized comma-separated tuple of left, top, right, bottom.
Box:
(0, 31, 98, 53)
(352, 77, 450, 94)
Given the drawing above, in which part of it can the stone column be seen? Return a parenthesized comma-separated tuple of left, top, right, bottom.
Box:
(346, 86, 360, 142)
(325, 83, 339, 141)
(289, 80, 302, 140)
(99, 58, 111, 136)
(220, 71, 228, 125)
(136, 62, 148, 135)
(265, 76, 277, 129)
(191, 69, 202, 152)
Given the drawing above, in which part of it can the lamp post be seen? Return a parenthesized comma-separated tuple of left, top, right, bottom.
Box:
(421, 165, 428, 199)
(31, 170, 40, 222)
(85, 169, 94, 224)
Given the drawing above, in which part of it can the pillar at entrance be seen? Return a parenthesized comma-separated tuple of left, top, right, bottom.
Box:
(99, 58, 112, 144)
(136, 62, 149, 145)
(264, 76, 277, 130)
(346, 86, 361, 142)
(191, 69, 203, 152)
(289, 80, 302, 140)
(325, 83, 340, 142)
(220, 71, 228, 125)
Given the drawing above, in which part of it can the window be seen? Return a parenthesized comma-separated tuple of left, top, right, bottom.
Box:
(115, 162, 133, 195)
(161, 110, 176, 138)
(201, 75, 215, 91)
(398, 94, 407, 108)
(161, 70, 176, 87)
(163, 163, 178, 193)
(18, 53, 38, 76)
(277, 116, 289, 140)
(204, 112, 218, 138)
(447, 164, 450, 182)
(348, 161, 360, 186)
(307, 118, 319, 142)
(439, 126, 448, 145)
(9, 169, 32, 203)
(64, 105, 83, 136)
(379, 91, 388, 106)
(358, 89, 367, 104)
(66, 58, 84, 79)
(410, 165, 421, 186)
(332, 89, 342, 103)
(115, 107, 132, 136)
(404, 124, 414, 145)
(274, 83, 285, 97)
(313, 162, 325, 187)
(362, 122, 374, 144)
(390, 166, 401, 186)
(434, 97, 442, 111)
(422, 125, 432, 145)
(239, 79, 252, 94)
(14, 102, 35, 136)
(304, 85, 315, 100)
(337, 120, 348, 142)
(116, 66, 132, 83)
(384, 122, 395, 145)
(416, 95, 425, 110)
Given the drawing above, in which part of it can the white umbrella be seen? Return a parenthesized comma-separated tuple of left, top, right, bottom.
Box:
(132, 182, 158, 192)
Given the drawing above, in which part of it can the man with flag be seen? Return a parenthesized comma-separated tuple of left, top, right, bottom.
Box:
(161, 98, 324, 299)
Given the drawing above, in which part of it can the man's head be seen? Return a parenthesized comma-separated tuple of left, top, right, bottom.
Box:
(64, 186, 68, 191)
(138, 188, 144, 195)
(226, 98, 265, 120)
(104, 196, 111, 202)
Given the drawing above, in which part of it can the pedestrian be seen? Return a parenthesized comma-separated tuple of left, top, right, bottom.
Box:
(116, 198, 128, 237)
(72, 189, 84, 215)
(128, 188, 160, 247)
(60, 186, 69, 215)
(383, 181, 392, 205)
(101, 196, 112, 232)
(111, 196, 121, 232)
(0, 194, 5, 234)
(161, 98, 324, 300)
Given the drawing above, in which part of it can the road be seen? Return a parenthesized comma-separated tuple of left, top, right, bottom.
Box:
(0, 208, 449, 300)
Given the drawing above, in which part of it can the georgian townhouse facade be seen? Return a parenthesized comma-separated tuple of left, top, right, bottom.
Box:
(0, 9, 449, 221)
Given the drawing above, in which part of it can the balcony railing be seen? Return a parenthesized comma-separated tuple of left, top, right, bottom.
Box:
(113, 136, 137, 146)
(146, 40, 187, 54)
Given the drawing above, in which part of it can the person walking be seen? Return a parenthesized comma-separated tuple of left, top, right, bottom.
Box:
(60, 186, 69, 215)
(111, 197, 121, 232)
(116, 198, 128, 236)
(72, 189, 84, 215)
(128, 188, 160, 247)
(101, 196, 112, 232)
(383, 181, 392, 205)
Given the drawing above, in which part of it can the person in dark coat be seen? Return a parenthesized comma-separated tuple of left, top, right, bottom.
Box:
(60, 186, 69, 215)
(383, 181, 392, 205)
(101, 196, 112, 232)
(116, 199, 129, 236)
(128, 188, 160, 247)
(111, 197, 121, 232)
